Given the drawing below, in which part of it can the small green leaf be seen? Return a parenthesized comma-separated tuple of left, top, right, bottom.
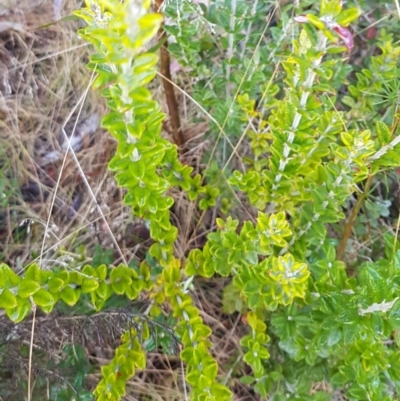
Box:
(18, 279, 41, 298)
(4, 266, 20, 287)
(82, 278, 99, 293)
(162, 262, 181, 283)
(60, 286, 81, 306)
(240, 375, 255, 385)
(321, 0, 342, 17)
(347, 384, 367, 399)
(47, 277, 65, 293)
(138, 13, 163, 34)
(376, 120, 392, 145)
(25, 263, 41, 282)
(0, 288, 17, 309)
(5, 297, 31, 323)
(389, 299, 400, 329)
(125, 282, 141, 300)
(82, 264, 98, 278)
(335, 8, 361, 27)
(186, 369, 201, 386)
(33, 289, 55, 308)
(73, 9, 95, 24)
(128, 344, 146, 369)
(112, 280, 126, 295)
(97, 264, 108, 281)
(0, 265, 6, 288)
(133, 52, 159, 73)
(41, 303, 54, 314)
(305, 14, 325, 30)
(210, 383, 232, 400)
(96, 282, 110, 299)
(69, 271, 83, 285)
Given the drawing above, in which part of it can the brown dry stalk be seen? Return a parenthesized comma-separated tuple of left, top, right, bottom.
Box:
(155, 0, 185, 149)
(337, 174, 373, 261)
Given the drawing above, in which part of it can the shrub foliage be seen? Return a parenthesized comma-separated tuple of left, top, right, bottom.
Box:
(1, 0, 400, 400)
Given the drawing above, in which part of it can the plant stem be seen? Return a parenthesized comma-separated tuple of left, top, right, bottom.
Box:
(155, 0, 185, 149)
(226, 0, 237, 99)
(337, 174, 373, 260)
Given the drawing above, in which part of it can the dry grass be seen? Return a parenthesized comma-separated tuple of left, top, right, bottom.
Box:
(0, 0, 137, 268)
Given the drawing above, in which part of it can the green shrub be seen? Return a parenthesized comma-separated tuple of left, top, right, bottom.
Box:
(1, 0, 400, 400)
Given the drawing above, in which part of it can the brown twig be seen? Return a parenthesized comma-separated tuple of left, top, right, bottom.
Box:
(337, 174, 373, 261)
(155, 0, 185, 149)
